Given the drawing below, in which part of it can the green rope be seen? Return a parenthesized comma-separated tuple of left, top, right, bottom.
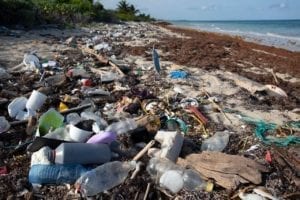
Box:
(241, 115, 300, 146)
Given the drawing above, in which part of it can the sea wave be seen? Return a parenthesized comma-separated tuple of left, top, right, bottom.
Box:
(196, 25, 300, 42)
(171, 20, 300, 51)
(193, 25, 300, 51)
(266, 32, 300, 41)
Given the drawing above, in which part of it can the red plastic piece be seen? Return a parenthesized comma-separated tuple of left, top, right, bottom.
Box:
(186, 106, 208, 125)
(265, 150, 272, 163)
(0, 166, 8, 175)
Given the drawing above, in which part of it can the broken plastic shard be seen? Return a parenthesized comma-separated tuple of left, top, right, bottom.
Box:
(8, 97, 27, 118)
(23, 53, 41, 71)
(101, 72, 119, 82)
(0, 67, 11, 79)
(83, 88, 110, 96)
(0, 116, 10, 133)
(30, 146, 52, 166)
(94, 42, 111, 51)
(66, 113, 81, 125)
(263, 84, 288, 98)
(37, 108, 64, 136)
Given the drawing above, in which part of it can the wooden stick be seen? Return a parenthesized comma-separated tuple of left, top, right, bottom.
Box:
(130, 161, 142, 179)
(79, 45, 125, 77)
(108, 60, 125, 77)
(134, 190, 140, 200)
(9, 63, 24, 72)
(270, 69, 279, 85)
(143, 183, 151, 200)
(80, 46, 108, 64)
(60, 103, 92, 114)
(203, 89, 232, 124)
(132, 140, 156, 161)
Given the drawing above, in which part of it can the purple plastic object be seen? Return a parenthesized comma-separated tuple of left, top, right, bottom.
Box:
(86, 131, 116, 144)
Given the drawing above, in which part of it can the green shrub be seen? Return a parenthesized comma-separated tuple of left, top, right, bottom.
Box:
(0, 0, 38, 27)
(0, 0, 155, 27)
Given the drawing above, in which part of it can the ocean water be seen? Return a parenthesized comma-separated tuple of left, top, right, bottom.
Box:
(170, 20, 300, 52)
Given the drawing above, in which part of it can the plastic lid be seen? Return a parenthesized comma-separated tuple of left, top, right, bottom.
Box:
(205, 182, 214, 192)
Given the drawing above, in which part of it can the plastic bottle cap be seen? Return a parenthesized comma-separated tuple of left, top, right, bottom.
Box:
(205, 182, 214, 192)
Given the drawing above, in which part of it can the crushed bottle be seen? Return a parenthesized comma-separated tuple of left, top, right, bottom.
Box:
(76, 161, 136, 197)
(201, 131, 230, 152)
(147, 157, 213, 193)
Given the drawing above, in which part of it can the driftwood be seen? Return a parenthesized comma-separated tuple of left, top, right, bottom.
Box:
(80, 46, 109, 64)
(132, 140, 155, 161)
(80, 46, 125, 77)
(177, 151, 269, 190)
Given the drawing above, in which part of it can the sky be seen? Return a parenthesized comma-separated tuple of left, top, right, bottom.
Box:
(98, 0, 300, 20)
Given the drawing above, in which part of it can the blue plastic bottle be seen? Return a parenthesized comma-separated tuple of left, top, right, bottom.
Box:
(29, 164, 89, 184)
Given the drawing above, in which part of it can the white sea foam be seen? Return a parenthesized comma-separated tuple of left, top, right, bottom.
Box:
(193, 25, 300, 51)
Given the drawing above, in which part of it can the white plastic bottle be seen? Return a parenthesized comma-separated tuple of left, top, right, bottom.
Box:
(76, 161, 136, 197)
(52, 143, 111, 164)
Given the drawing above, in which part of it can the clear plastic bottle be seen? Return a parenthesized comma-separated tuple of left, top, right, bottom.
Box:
(105, 118, 137, 135)
(147, 157, 181, 177)
(29, 164, 89, 184)
(201, 131, 229, 152)
(52, 143, 111, 164)
(182, 169, 213, 192)
(147, 157, 213, 193)
(76, 161, 136, 197)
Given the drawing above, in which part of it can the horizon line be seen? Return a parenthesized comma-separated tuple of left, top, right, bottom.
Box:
(165, 19, 300, 22)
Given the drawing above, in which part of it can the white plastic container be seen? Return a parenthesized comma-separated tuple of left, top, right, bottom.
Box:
(52, 143, 111, 165)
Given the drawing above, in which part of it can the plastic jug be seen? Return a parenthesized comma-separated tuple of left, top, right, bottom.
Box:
(52, 143, 111, 164)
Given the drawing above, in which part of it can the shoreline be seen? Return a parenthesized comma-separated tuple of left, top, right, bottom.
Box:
(153, 23, 300, 77)
(168, 20, 300, 52)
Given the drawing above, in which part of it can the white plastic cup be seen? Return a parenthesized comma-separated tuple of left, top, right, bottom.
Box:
(66, 124, 93, 142)
(8, 97, 27, 118)
(26, 90, 47, 111)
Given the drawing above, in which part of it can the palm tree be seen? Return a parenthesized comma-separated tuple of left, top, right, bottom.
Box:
(117, 0, 130, 13)
(129, 4, 139, 15)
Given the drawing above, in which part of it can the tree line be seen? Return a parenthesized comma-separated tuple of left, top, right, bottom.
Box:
(0, 0, 155, 27)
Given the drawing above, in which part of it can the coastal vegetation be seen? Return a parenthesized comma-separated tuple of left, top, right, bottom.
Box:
(0, 0, 154, 27)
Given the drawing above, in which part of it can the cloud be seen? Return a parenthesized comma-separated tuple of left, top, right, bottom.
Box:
(201, 4, 217, 11)
(186, 4, 217, 11)
(269, 2, 288, 9)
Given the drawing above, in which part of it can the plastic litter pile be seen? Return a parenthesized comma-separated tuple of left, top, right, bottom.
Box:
(0, 22, 299, 199)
